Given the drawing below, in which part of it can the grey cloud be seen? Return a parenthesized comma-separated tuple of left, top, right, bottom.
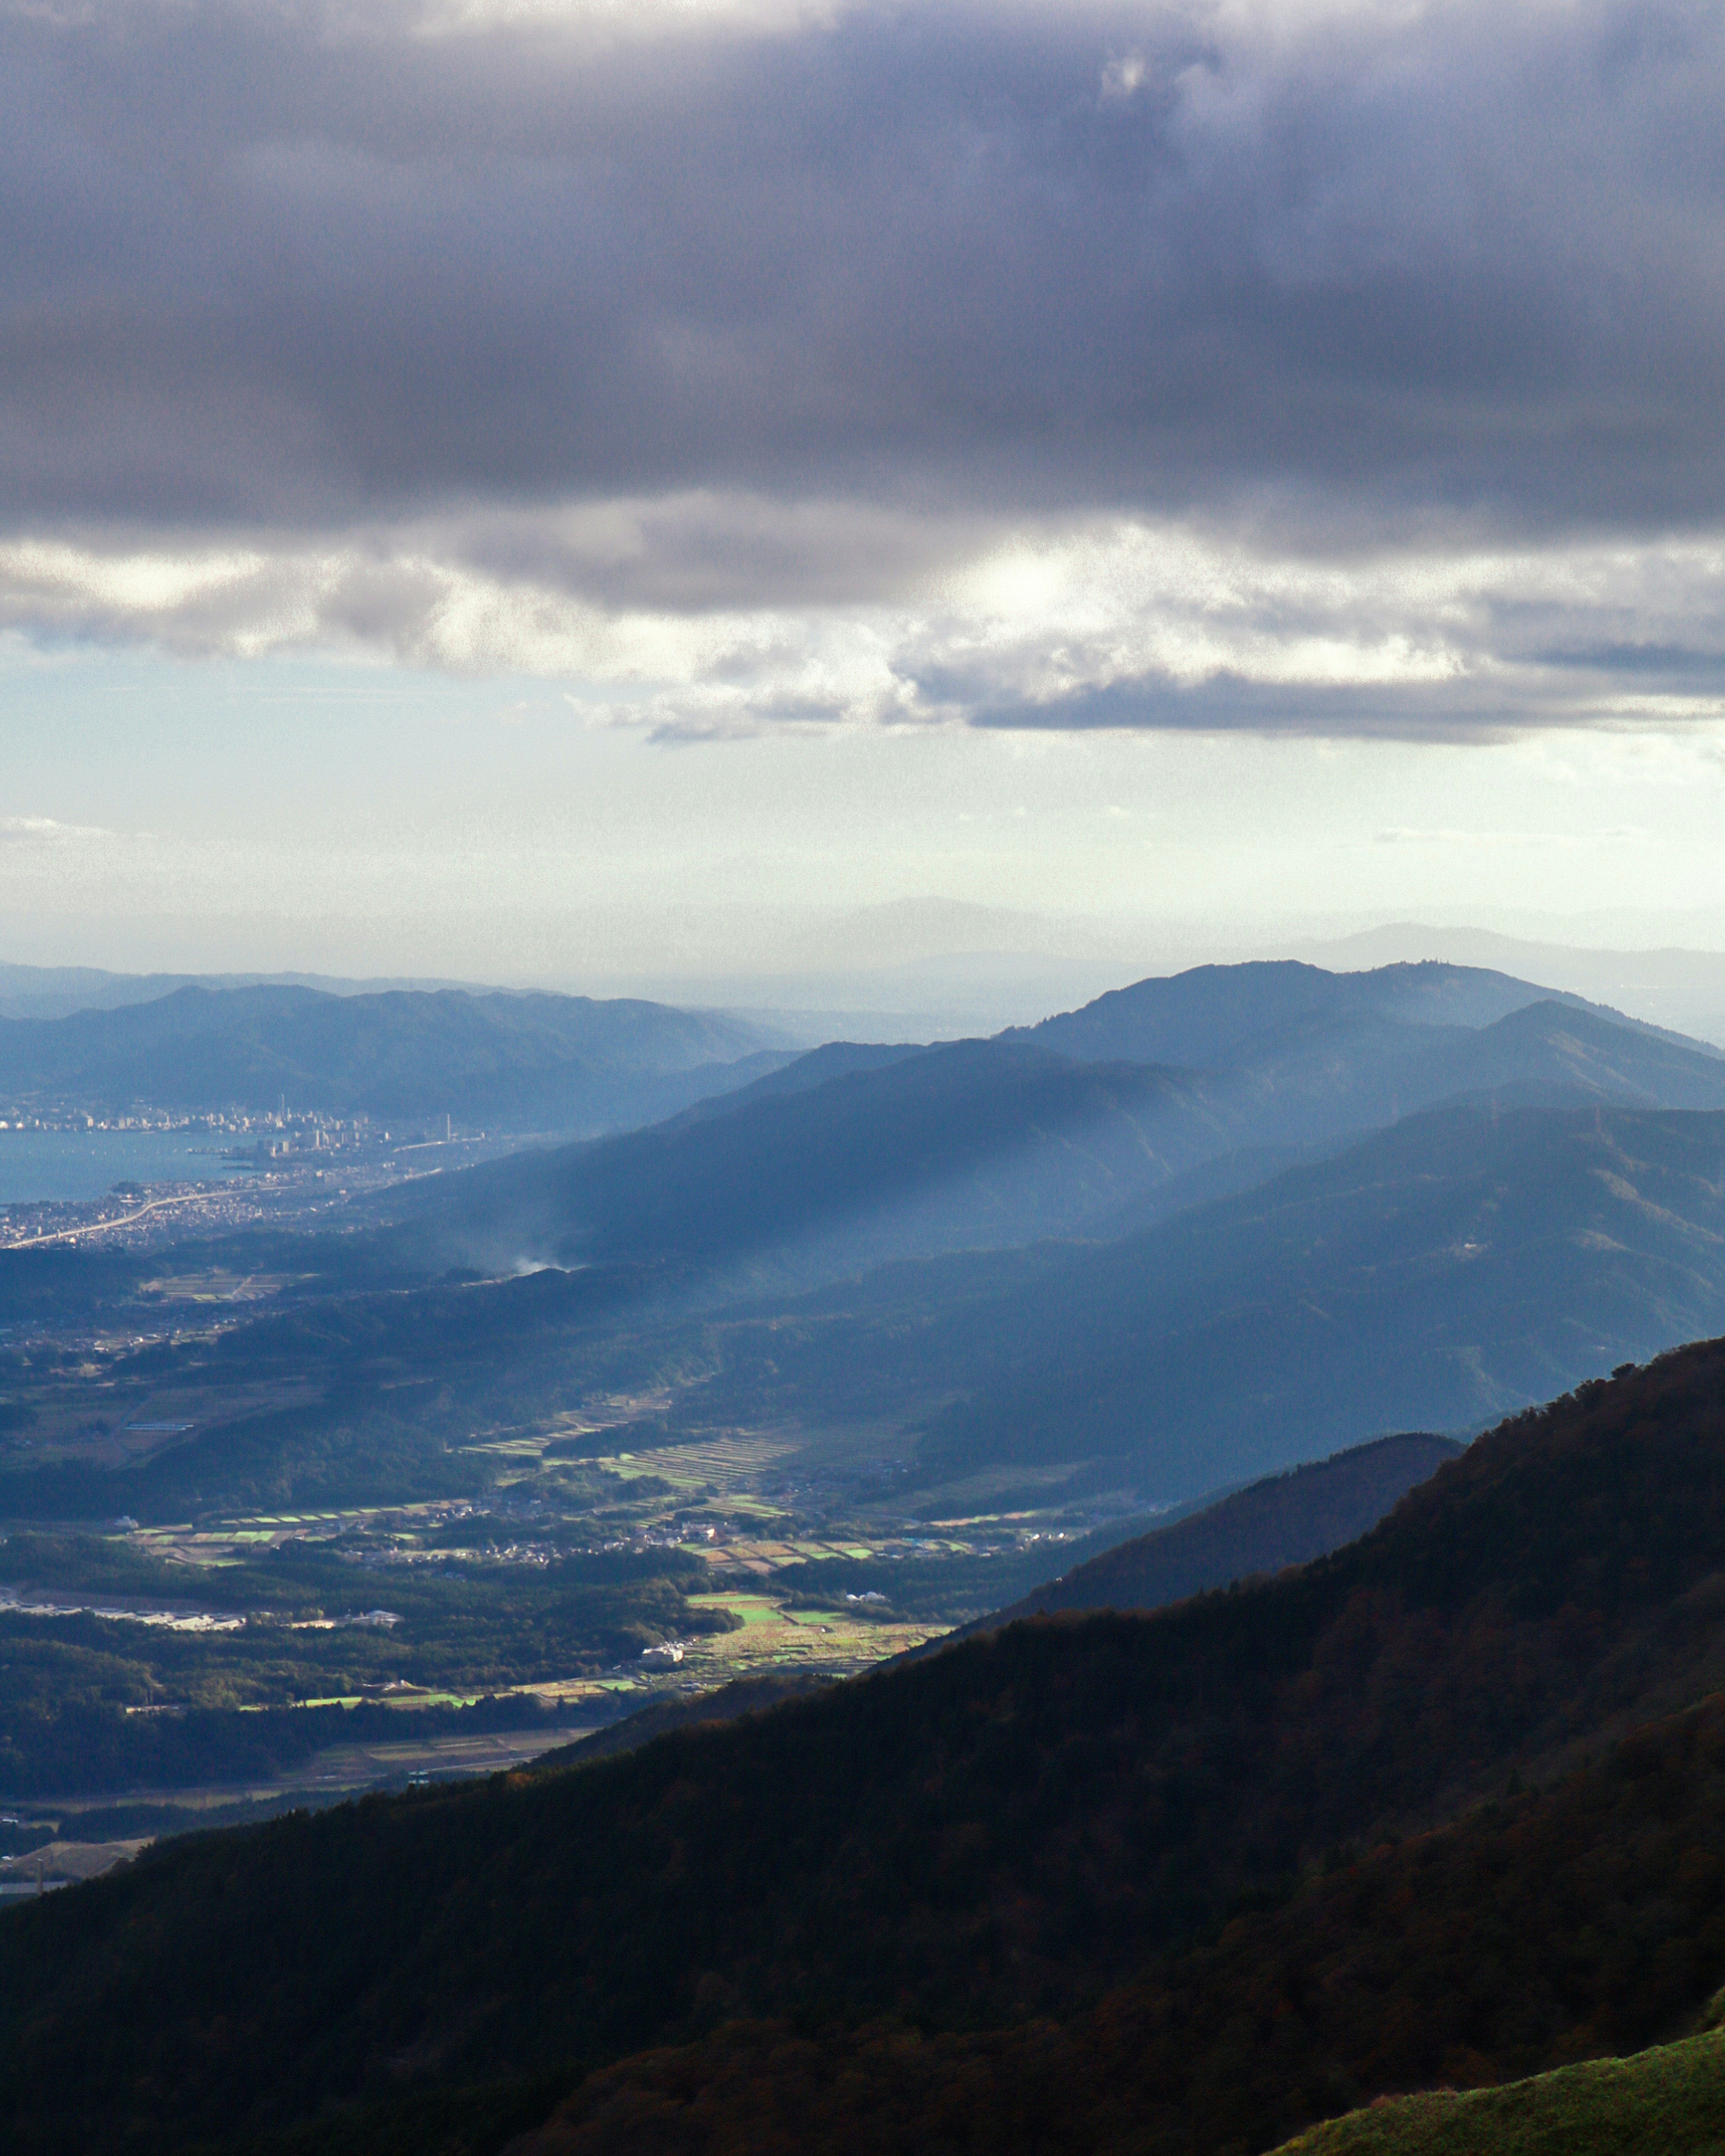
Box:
(4, 0, 1725, 553)
(448, 499, 997, 612)
(960, 674, 1643, 744)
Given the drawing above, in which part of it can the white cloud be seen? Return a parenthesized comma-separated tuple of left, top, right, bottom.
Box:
(4, 510, 1725, 741)
(0, 814, 119, 843)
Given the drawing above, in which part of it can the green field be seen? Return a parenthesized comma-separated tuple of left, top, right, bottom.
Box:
(1278, 2029, 1725, 2156)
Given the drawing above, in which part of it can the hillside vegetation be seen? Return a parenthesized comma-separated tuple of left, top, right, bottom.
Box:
(13, 1343, 1725, 2149)
(1274, 2026, 1725, 2156)
(290, 1687, 1725, 2156)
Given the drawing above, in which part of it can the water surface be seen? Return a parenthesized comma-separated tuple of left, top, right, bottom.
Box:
(0, 1130, 253, 1205)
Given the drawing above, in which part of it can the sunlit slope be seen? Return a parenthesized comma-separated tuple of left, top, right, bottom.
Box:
(13, 1099, 1725, 1528)
(406, 1038, 1243, 1275)
(1275, 2028, 1725, 2156)
(398, 967, 1725, 1288)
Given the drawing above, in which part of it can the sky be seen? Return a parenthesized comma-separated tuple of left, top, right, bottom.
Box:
(4, 0, 1725, 993)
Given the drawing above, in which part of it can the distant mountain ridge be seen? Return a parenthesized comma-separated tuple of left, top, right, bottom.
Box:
(953, 1431, 1464, 1638)
(917, 1100, 1725, 1492)
(1008, 957, 1713, 1065)
(0, 985, 794, 1132)
(0, 961, 486, 1024)
(404, 966, 1725, 1289)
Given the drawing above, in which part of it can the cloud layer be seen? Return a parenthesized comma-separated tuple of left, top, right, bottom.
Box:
(5, 0, 1725, 732)
(11, 515, 1724, 742)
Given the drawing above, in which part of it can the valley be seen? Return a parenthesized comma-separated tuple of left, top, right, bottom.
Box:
(7, 957, 1725, 2152)
(15, 9, 1725, 2144)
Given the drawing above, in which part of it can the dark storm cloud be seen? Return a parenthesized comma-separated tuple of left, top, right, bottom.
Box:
(4, 0, 1725, 547)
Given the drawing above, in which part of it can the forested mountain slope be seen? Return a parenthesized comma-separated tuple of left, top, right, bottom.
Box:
(504, 1697, 1725, 2156)
(663, 1103, 1725, 1502)
(406, 1039, 1242, 1276)
(12, 1343, 1725, 2151)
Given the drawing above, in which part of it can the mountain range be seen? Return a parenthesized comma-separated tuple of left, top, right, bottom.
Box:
(555, 1097, 1725, 1502)
(11, 955, 1725, 2152)
(0, 985, 793, 1132)
(13, 963, 1725, 1524)
(404, 964, 1725, 1289)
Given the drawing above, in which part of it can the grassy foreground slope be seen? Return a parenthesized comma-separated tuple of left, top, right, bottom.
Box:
(14, 1342, 1725, 2150)
(1275, 2028, 1725, 2156)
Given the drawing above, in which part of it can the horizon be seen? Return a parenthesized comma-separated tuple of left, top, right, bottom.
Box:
(7, 919, 1725, 1052)
(2, 0, 1725, 979)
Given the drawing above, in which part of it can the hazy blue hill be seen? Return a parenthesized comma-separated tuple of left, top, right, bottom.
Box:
(1114, 994, 1725, 1155)
(1408, 997, 1725, 1109)
(921, 1103, 1725, 1492)
(956, 1431, 1464, 1634)
(398, 968, 1725, 1286)
(650, 1038, 923, 1127)
(644, 1099, 1725, 1504)
(1008, 957, 1676, 1068)
(0, 961, 486, 1024)
(0, 985, 791, 1130)
(413, 1038, 1243, 1276)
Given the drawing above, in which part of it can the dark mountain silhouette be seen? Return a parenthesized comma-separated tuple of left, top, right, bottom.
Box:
(0, 985, 790, 1131)
(12, 1344, 1725, 2151)
(558, 1670, 833, 1766)
(503, 1692, 1725, 2156)
(949, 1431, 1463, 1639)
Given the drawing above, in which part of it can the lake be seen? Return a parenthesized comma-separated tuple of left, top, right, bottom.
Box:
(0, 1129, 255, 1205)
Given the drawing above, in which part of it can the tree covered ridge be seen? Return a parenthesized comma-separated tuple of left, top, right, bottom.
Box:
(497, 1691, 1725, 2156)
(10, 1341, 1725, 2151)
